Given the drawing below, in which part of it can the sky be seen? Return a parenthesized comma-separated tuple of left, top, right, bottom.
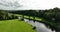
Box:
(0, 0, 60, 10)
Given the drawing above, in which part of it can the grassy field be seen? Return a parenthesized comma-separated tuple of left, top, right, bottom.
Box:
(0, 19, 35, 32)
(15, 14, 43, 21)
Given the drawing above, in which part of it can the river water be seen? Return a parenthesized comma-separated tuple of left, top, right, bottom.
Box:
(24, 19, 56, 32)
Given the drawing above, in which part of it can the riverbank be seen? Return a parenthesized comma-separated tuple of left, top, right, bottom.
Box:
(15, 14, 59, 32)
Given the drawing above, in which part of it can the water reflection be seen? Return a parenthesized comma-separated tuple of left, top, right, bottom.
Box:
(24, 19, 56, 32)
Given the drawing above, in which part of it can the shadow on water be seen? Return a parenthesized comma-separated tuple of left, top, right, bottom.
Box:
(24, 19, 56, 32)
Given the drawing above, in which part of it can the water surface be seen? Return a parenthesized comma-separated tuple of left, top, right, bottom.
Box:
(24, 19, 56, 32)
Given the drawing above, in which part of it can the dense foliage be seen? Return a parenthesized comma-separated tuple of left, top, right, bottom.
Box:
(9, 7, 60, 23)
(0, 10, 17, 20)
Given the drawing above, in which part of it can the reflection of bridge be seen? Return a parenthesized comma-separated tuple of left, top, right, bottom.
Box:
(18, 15, 59, 32)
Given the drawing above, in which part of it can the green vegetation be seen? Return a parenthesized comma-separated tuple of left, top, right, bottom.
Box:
(0, 19, 35, 32)
(8, 7, 60, 31)
(0, 11, 18, 20)
(0, 7, 60, 31)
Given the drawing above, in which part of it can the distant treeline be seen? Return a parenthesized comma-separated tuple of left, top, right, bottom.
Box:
(0, 10, 17, 20)
(9, 7, 60, 23)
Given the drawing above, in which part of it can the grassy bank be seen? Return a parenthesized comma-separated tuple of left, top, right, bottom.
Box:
(15, 14, 43, 21)
(0, 19, 35, 32)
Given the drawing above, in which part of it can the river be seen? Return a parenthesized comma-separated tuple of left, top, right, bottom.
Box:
(24, 19, 56, 32)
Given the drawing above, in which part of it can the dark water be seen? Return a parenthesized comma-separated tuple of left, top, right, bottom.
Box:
(24, 19, 56, 32)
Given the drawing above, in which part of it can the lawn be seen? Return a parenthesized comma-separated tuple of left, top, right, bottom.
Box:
(0, 19, 35, 32)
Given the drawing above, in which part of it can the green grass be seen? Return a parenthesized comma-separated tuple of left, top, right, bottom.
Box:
(15, 14, 43, 21)
(0, 19, 35, 32)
